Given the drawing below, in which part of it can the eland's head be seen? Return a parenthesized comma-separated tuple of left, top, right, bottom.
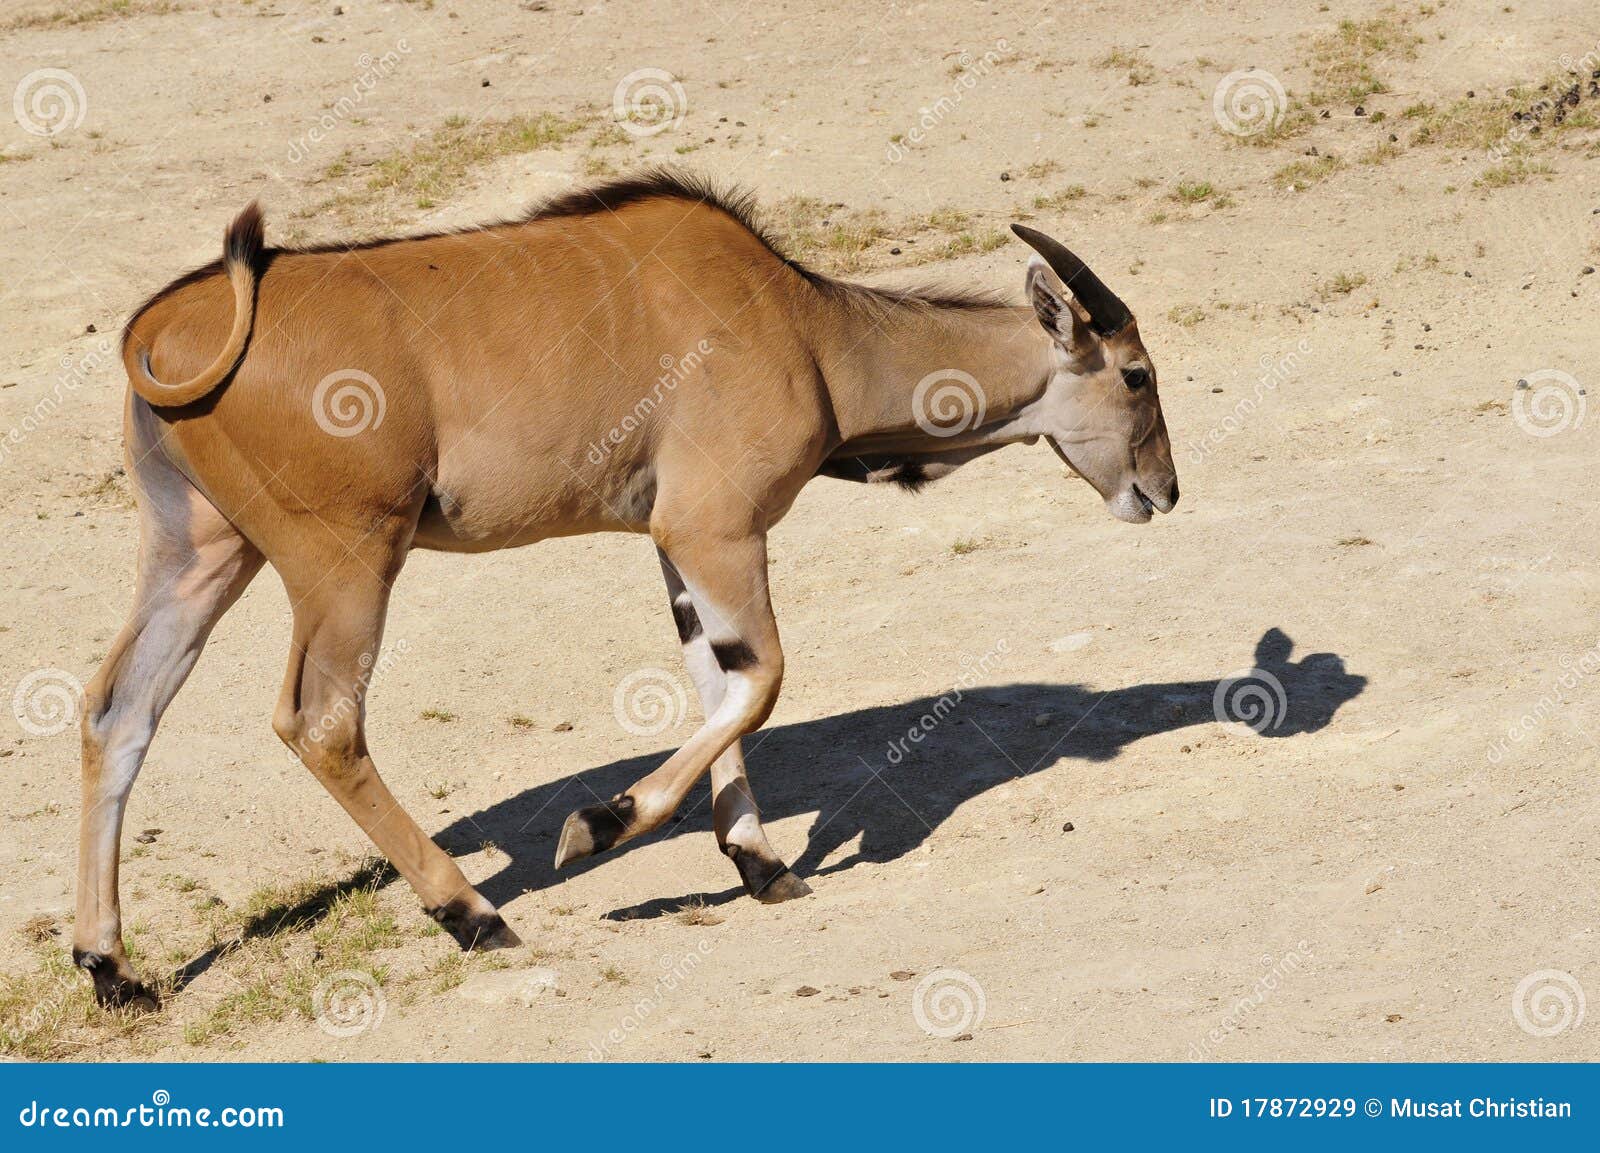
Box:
(1011, 224, 1177, 524)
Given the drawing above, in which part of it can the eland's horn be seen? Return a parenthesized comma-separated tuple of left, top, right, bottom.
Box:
(1010, 223, 1133, 337)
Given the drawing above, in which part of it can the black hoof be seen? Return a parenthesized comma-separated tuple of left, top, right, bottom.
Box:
(428, 903, 522, 951)
(74, 949, 159, 1012)
(554, 796, 635, 867)
(726, 845, 813, 904)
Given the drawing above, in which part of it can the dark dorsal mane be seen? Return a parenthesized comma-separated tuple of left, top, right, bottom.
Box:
(526, 166, 1012, 314)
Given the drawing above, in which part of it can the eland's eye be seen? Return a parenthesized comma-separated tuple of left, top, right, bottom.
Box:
(1121, 366, 1150, 391)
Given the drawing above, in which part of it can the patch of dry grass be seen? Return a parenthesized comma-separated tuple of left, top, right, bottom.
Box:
(3, 0, 179, 31)
(1272, 154, 1342, 190)
(1304, 10, 1422, 106)
(363, 113, 589, 208)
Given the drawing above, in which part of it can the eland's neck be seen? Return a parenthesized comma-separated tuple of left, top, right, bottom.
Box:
(808, 290, 1053, 457)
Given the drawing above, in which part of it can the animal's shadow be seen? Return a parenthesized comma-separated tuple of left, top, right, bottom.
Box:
(439, 627, 1364, 918)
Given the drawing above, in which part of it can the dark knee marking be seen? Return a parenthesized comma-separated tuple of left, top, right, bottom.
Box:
(427, 901, 520, 951)
(671, 596, 701, 643)
(74, 948, 158, 1010)
(711, 640, 758, 672)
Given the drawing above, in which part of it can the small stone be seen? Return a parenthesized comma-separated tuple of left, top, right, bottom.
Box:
(263, 94, 272, 102)
(1211, 386, 1224, 393)
(1061, 821, 1075, 833)
(1320, 109, 1331, 119)
(1180, 745, 1191, 753)
(890, 970, 915, 981)
(952, 1032, 974, 1041)
(133, 832, 156, 844)
(1033, 713, 1053, 728)
(1385, 1013, 1403, 1023)
(1516, 379, 1530, 390)
(1423, 323, 1431, 331)
(795, 985, 821, 997)
(1584, 266, 1595, 275)
(1388, 133, 1398, 142)
(889, 246, 902, 255)
(1354, 105, 1366, 116)
(482, 79, 492, 87)
(85, 323, 97, 333)
(999, 171, 1011, 182)
(1463, 270, 1472, 278)
(553, 721, 573, 732)
(456, 967, 559, 1006)
(1393, 370, 1402, 376)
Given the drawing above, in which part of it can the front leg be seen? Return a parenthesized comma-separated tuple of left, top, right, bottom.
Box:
(657, 548, 810, 901)
(554, 529, 786, 869)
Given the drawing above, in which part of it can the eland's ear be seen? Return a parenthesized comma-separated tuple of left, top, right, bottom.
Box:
(1025, 256, 1092, 349)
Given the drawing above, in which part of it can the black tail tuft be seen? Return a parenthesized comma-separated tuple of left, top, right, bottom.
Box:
(224, 201, 266, 270)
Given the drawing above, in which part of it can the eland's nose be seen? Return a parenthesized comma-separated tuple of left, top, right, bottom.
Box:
(1168, 478, 1180, 508)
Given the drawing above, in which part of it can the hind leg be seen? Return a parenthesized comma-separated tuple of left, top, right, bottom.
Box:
(271, 534, 520, 952)
(659, 550, 809, 902)
(75, 461, 264, 1007)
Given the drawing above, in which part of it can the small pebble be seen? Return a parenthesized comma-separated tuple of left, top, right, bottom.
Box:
(952, 1032, 974, 1042)
(889, 246, 901, 255)
(85, 323, 96, 333)
(553, 721, 573, 732)
(1061, 821, 1075, 833)
(999, 172, 1011, 182)
(795, 985, 820, 997)
(482, 79, 492, 87)
(1354, 105, 1366, 116)
(1584, 266, 1595, 275)
(890, 970, 915, 981)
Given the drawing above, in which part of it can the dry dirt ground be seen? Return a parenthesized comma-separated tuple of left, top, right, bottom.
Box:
(1, 0, 1598, 1062)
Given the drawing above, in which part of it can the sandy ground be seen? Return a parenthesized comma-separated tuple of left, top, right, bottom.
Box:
(1, 0, 1597, 1061)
